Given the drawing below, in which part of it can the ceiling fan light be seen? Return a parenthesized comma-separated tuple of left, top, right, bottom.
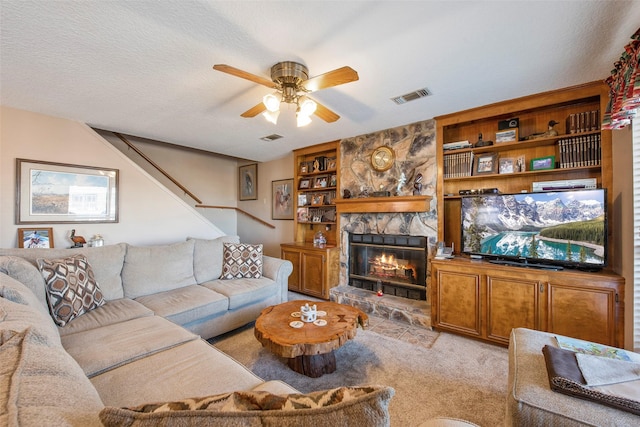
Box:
(262, 109, 280, 124)
(296, 112, 312, 127)
(300, 99, 317, 116)
(263, 93, 280, 112)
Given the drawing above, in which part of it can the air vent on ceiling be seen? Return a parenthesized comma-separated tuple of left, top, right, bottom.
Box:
(259, 134, 283, 142)
(391, 88, 431, 105)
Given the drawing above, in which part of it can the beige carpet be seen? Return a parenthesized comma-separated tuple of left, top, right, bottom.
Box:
(212, 323, 508, 426)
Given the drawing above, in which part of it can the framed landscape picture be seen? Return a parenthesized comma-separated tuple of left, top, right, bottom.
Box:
(473, 153, 498, 175)
(16, 159, 118, 224)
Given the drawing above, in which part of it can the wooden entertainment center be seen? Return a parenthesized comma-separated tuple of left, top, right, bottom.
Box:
(432, 81, 625, 347)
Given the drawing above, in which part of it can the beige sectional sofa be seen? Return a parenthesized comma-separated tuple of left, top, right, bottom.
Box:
(1, 236, 394, 426)
(507, 328, 640, 426)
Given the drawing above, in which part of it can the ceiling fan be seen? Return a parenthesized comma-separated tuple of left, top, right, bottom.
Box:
(213, 61, 358, 126)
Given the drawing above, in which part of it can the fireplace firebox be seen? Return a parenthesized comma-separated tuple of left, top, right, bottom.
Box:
(348, 233, 427, 300)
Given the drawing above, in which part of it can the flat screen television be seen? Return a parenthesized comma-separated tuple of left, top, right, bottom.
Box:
(460, 188, 607, 271)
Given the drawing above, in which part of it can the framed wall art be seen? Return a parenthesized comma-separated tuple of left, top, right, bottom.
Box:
(272, 179, 293, 220)
(499, 157, 515, 174)
(238, 163, 258, 201)
(16, 159, 118, 224)
(17, 227, 54, 248)
(495, 128, 518, 143)
(530, 155, 556, 171)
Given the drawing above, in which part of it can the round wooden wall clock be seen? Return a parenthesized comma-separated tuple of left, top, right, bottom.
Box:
(370, 145, 395, 171)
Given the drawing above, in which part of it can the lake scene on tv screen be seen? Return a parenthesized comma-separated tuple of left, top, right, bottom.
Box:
(462, 190, 605, 266)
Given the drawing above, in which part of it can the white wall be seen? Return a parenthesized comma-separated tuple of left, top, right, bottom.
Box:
(97, 131, 238, 235)
(0, 106, 225, 247)
(238, 154, 295, 257)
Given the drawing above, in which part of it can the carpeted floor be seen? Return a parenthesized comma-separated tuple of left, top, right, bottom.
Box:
(212, 320, 509, 426)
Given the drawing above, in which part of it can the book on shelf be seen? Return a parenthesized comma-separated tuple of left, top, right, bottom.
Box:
(443, 151, 474, 178)
(443, 140, 471, 151)
(566, 109, 600, 134)
(555, 335, 640, 362)
(557, 134, 600, 168)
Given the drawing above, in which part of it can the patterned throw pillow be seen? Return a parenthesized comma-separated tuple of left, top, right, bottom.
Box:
(37, 254, 105, 326)
(221, 243, 263, 279)
(99, 386, 395, 427)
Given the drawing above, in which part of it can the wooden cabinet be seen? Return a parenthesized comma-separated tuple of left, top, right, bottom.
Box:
(281, 243, 339, 300)
(283, 141, 341, 300)
(431, 258, 625, 347)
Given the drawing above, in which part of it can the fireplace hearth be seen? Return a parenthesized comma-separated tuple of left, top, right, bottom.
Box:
(348, 233, 427, 300)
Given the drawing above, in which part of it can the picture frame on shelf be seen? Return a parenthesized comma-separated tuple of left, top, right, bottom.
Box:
(298, 178, 311, 189)
(271, 179, 294, 220)
(16, 158, 119, 224)
(296, 207, 309, 222)
(327, 157, 337, 170)
(239, 163, 258, 201)
(17, 227, 54, 248)
(516, 155, 526, 172)
(530, 155, 556, 171)
(314, 175, 328, 188)
(311, 194, 325, 206)
(329, 174, 337, 187)
(495, 128, 518, 143)
(297, 194, 307, 207)
(473, 153, 499, 175)
(299, 163, 308, 174)
(499, 157, 515, 174)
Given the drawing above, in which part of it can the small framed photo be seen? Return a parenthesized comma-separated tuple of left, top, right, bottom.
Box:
(499, 157, 515, 174)
(297, 194, 307, 207)
(312, 215, 322, 223)
(314, 175, 328, 188)
(474, 153, 499, 175)
(530, 155, 556, 171)
(18, 227, 54, 248)
(296, 207, 309, 222)
(495, 128, 518, 143)
(298, 178, 311, 189)
(327, 158, 337, 170)
(311, 194, 325, 206)
(299, 163, 308, 174)
(516, 155, 526, 172)
(329, 174, 337, 187)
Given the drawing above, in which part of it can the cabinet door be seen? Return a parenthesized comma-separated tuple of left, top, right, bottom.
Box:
(300, 251, 326, 298)
(281, 248, 301, 292)
(433, 267, 482, 337)
(486, 275, 541, 345)
(546, 281, 617, 346)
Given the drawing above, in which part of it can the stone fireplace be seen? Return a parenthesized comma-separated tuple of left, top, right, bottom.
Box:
(328, 118, 438, 327)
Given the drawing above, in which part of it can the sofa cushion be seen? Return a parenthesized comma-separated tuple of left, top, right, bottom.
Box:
(1, 328, 104, 426)
(99, 385, 394, 427)
(122, 240, 197, 299)
(37, 254, 106, 327)
(0, 243, 127, 301)
(221, 243, 263, 279)
(58, 298, 154, 337)
(201, 276, 278, 310)
(61, 315, 198, 378)
(0, 276, 61, 346)
(134, 285, 228, 326)
(0, 255, 48, 309)
(189, 235, 240, 283)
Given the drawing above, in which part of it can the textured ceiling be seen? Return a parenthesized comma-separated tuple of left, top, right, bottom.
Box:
(1, 1, 639, 162)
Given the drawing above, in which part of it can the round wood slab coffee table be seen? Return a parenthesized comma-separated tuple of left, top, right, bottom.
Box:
(254, 300, 368, 378)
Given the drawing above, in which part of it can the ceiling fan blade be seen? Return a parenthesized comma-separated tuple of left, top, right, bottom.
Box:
(213, 64, 276, 89)
(309, 98, 340, 123)
(302, 66, 359, 92)
(241, 101, 267, 118)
